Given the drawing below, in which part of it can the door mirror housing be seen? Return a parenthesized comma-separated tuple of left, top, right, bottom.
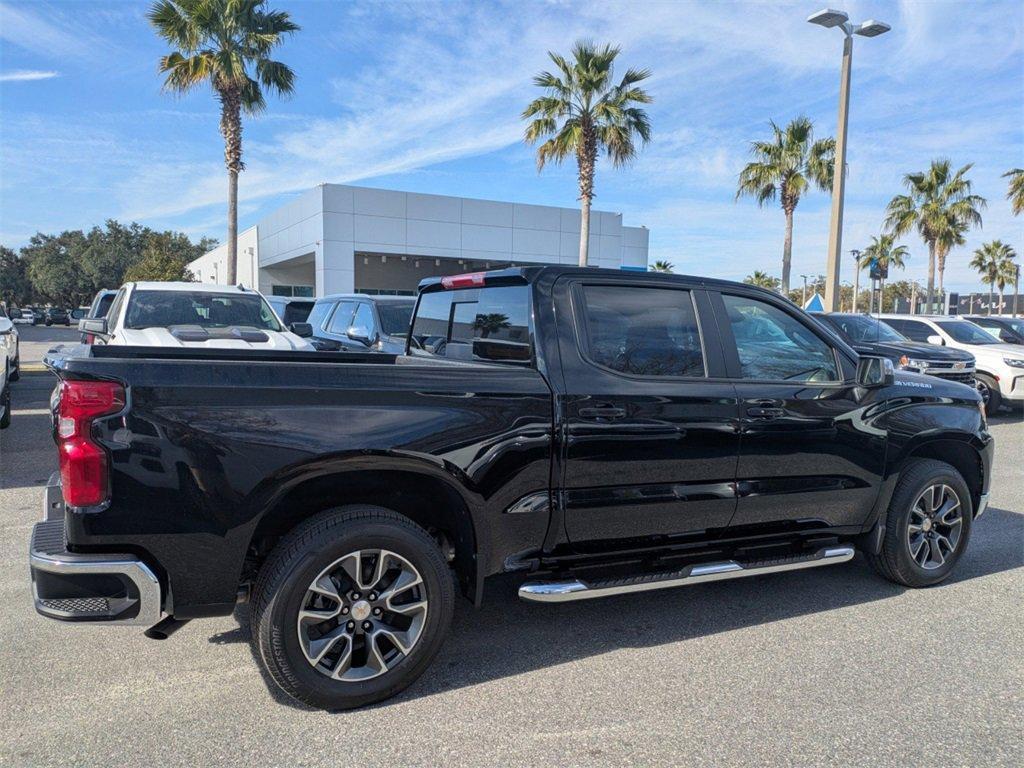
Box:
(856, 356, 895, 388)
(926, 334, 944, 346)
(289, 322, 313, 338)
(0, 317, 13, 335)
(79, 318, 108, 336)
(347, 326, 377, 347)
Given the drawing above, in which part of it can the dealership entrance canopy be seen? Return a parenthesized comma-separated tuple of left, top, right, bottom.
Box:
(188, 184, 650, 297)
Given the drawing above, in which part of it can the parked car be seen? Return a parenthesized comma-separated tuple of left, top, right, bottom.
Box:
(32, 267, 993, 710)
(0, 312, 13, 428)
(812, 312, 975, 385)
(0, 303, 19, 383)
(80, 289, 118, 343)
(78, 282, 316, 351)
(44, 307, 71, 326)
(12, 308, 35, 325)
(966, 315, 1024, 345)
(265, 295, 315, 327)
(26, 307, 45, 325)
(305, 294, 416, 352)
(879, 314, 1024, 414)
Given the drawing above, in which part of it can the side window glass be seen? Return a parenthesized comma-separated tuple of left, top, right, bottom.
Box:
(327, 301, 356, 335)
(351, 303, 375, 335)
(306, 301, 333, 333)
(580, 285, 705, 377)
(899, 320, 932, 342)
(722, 294, 838, 382)
(105, 289, 127, 329)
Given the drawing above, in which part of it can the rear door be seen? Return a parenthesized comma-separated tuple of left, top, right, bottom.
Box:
(555, 277, 741, 548)
(711, 290, 883, 532)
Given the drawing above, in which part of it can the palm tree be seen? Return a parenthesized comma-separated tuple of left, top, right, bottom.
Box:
(523, 41, 652, 267)
(1004, 169, 1024, 216)
(885, 159, 985, 310)
(650, 260, 674, 273)
(148, 0, 299, 285)
(736, 117, 834, 295)
(970, 241, 1015, 315)
(858, 234, 908, 312)
(743, 270, 780, 291)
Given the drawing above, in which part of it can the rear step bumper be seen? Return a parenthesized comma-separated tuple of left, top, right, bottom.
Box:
(518, 545, 856, 603)
(29, 520, 163, 626)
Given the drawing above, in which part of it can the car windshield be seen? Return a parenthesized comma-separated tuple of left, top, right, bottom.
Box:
(936, 320, 999, 344)
(377, 301, 415, 336)
(125, 291, 282, 331)
(823, 314, 906, 343)
(997, 318, 1024, 336)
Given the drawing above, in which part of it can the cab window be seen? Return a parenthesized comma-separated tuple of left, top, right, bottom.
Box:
(722, 294, 838, 382)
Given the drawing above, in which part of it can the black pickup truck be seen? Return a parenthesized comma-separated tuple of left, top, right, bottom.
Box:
(31, 266, 993, 710)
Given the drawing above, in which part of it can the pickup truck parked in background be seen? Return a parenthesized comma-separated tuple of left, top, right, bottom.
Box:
(32, 267, 993, 710)
(879, 314, 1024, 415)
(813, 312, 975, 386)
(79, 282, 315, 351)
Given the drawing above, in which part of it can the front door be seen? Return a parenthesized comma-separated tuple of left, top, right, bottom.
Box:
(711, 290, 884, 532)
(555, 278, 741, 549)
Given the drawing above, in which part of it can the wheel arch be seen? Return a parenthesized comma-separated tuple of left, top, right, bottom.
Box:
(245, 457, 482, 603)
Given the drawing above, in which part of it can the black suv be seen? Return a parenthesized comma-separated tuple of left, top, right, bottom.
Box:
(814, 312, 976, 385)
(44, 307, 70, 326)
(966, 315, 1024, 345)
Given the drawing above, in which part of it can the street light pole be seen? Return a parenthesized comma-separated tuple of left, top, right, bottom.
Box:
(808, 9, 891, 313)
(851, 249, 861, 312)
(801, 274, 810, 307)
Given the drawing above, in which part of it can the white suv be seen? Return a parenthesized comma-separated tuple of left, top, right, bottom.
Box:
(879, 314, 1024, 414)
(79, 282, 315, 351)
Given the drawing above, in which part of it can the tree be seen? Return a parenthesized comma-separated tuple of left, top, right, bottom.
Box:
(1005, 169, 1024, 216)
(650, 260, 674, 273)
(743, 270, 780, 291)
(471, 313, 510, 338)
(21, 231, 94, 306)
(148, 0, 299, 285)
(885, 159, 985, 309)
(122, 245, 197, 283)
(858, 234, 908, 312)
(0, 246, 32, 306)
(970, 240, 1016, 315)
(523, 40, 652, 267)
(736, 117, 834, 295)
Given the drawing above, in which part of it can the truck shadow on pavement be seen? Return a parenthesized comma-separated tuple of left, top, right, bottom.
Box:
(212, 504, 1024, 712)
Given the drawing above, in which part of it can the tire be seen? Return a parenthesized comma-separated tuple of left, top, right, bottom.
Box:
(9, 354, 19, 382)
(251, 505, 455, 710)
(1, 384, 10, 429)
(976, 374, 1001, 416)
(866, 458, 973, 588)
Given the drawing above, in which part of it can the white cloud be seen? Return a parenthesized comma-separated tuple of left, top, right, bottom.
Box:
(0, 69, 59, 82)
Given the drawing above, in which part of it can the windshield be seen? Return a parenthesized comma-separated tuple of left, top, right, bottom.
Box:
(936, 320, 999, 345)
(125, 291, 282, 331)
(377, 301, 415, 336)
(823, 314, 906, 343)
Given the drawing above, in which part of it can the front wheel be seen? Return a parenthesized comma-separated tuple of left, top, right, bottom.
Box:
(251, 506, 455, 710)
(9, 354, 19, 382)
(867, 458, 973, 588)
(976, 374, 1001, 416)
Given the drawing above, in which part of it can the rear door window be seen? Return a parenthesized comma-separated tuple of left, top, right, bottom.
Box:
(410, 285, 532, 363)
(326, 301, 357, 336)
(578, 284, 705, 377)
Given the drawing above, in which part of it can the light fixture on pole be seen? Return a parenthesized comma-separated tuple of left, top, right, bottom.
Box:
(808, 8, 891, 312)
(850, 249, 861, 313)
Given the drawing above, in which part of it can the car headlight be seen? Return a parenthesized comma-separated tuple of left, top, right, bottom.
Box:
(900, 358, 931, 370)
(1003, 358, 1024, 368)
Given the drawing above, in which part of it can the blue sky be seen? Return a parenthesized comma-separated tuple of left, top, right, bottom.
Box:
(0, 0, 1021, 292)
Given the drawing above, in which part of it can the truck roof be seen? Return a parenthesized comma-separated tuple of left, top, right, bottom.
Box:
(129, 282, 258, 293)
(417, 265, 766, 293)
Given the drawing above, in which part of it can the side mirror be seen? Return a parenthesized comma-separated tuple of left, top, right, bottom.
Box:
(347, 326, 376, 347)
(79, 318, 108, 335)
(926, 334, 944, 346)
(289, 322, 313, 338)
(857, 356, 895, 388)
(0, 317, 13, 334)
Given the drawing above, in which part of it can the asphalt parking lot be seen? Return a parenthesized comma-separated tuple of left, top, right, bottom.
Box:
(1, 341, 1022, 767)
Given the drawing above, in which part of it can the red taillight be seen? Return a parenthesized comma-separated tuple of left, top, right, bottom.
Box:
(441, 272, 487, 290)
(84, 333, 95, 344)
(57, 380, 125, 508)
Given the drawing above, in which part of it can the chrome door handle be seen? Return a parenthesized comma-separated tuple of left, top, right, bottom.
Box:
(579, 406, 627, 420)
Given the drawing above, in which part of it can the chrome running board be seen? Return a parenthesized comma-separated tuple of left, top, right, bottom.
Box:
(518, 545, 856, 603)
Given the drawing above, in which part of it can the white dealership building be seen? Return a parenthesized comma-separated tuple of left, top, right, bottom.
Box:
(188, 183, 650, 297)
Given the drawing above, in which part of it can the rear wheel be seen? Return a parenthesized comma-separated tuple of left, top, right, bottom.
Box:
(251, 506, 455, 710)
(1, 382, 10, 428)
(867, 458, 972, 587)
(976, 374, 1001, 416)
(9, 352, 19, 382)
